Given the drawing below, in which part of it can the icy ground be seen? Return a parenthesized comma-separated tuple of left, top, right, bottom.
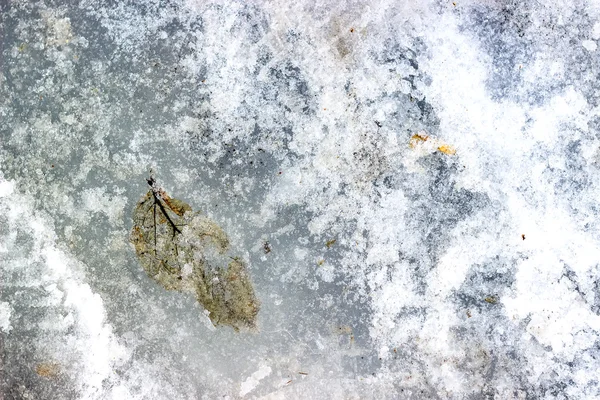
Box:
(2, 0, 600, 398)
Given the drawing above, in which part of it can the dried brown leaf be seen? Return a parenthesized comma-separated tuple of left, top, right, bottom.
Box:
(130, 179, 259, 331)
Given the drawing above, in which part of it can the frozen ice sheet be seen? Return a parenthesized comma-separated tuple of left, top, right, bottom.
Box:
(2, 0, 600, 398)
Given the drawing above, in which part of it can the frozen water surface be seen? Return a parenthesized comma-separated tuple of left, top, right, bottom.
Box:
(2, 0, 600, 398)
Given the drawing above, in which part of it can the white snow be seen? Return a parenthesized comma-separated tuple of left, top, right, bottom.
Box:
(0, 302, 12, 333)
(240, 365, 272, 397)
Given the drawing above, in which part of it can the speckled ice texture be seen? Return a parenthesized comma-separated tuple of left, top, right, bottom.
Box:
(2, 1, 600, 399)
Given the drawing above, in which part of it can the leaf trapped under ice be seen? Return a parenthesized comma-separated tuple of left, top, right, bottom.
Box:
(130, 180, 259, 331)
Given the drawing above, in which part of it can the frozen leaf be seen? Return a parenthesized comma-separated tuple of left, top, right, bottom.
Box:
(130, 178, 260, 331)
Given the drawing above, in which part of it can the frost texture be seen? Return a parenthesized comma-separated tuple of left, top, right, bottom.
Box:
(2, 0, 600, 398)
(131, 179, 259, 331)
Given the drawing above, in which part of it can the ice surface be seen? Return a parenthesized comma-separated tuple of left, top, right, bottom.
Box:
(3, 0, 600, 398)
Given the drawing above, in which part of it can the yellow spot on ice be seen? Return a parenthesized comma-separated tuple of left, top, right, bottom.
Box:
(437, 144, 456, 155)
(408, 132, 456, 156)
(409, 133, 429, 148)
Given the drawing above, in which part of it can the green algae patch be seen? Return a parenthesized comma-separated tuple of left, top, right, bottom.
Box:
(130, 178, 259, 331)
